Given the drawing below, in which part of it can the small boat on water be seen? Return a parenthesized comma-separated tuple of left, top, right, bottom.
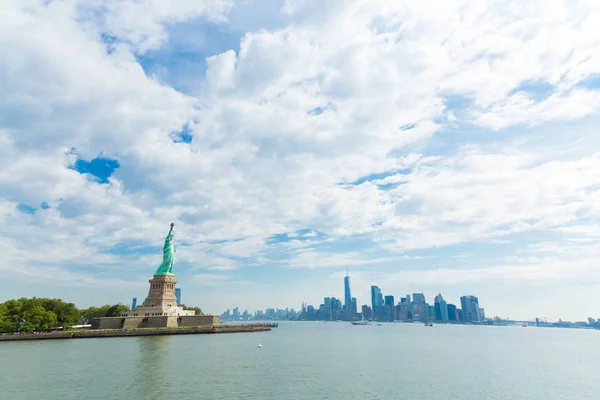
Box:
(351, 321, 370, 326)
(424, 322, 433, 327)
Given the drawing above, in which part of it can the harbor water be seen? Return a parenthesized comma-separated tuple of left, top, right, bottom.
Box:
(0, 322, 597, 399)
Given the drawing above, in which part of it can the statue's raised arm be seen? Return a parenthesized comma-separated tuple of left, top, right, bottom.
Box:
(154, 222, 176, 276)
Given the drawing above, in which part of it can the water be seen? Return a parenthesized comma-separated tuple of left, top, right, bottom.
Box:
(0, 322, 598, 400)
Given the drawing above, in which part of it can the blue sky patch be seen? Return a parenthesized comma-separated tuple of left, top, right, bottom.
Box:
(99, 33, 119, 54)
(134, 21, 242, 94)
(267, 229, 325, 244)
(308, 106, 325, 115)
(577, 73, 600, 90)
(171, 123, 193, 143)
(308, 102, 336, 116)
(347, 168, 412, 186)
(377, 182, 403, 190)
(72, 156, 120, 184)
(17, 203, 36, 214)
(509, 80, 555, 101)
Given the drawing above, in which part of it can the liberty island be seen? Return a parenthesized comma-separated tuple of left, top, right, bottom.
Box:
(0, 223, 275, 341)
(91, 222, 219, 329)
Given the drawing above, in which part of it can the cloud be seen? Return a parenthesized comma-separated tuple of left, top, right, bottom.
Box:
(193, 273, 230, 286)
(83, 0, 233, 54)
(1, 0, 600, 319)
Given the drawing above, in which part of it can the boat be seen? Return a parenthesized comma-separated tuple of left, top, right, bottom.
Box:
(424, 322, 433, 327)
(351, 321, 370, 325)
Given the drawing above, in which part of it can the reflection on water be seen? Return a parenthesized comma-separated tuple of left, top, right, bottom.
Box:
(135, 336, 171, 400)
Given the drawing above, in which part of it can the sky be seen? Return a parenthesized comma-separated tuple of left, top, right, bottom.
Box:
(2, 0, 600, 321)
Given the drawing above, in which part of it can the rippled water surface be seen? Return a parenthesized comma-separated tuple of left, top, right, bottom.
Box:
(1, 322, 598, 399)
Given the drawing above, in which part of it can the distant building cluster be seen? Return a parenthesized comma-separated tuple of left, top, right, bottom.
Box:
(295, 272, 486, 323)
(220, 273, 485, 323)
(299, 286, 485, 323)
(220, 306, 299, 322)
(219, 273, 600, 328)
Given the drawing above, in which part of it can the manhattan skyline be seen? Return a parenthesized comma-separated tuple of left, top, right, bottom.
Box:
(218, 272, 597, 324)
(2, 1, 600, 322)
(218, 272, 599, 327)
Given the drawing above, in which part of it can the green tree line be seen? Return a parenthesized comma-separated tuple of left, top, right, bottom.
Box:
(0, 298, 203, 333)
(0, 298, 128, 333)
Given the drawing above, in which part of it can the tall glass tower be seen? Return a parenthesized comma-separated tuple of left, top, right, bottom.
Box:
(175, 288, 181, 305)
(460, 295, 481, 322)
(371, 285, 383, 310)
(344, 270, 352, 312)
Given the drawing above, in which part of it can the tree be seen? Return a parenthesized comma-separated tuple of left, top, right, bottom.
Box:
(0, 298, 58, 332)
(0, 298, 133, 332)
(179, 304, 203, 315)
(1, 299, 24, 332)
(21, 305, 57, 332)
(105, 304, 129, 317)
(40, 298, 80, 327)
(0, 303, 13, 332)
(79, 305, 113, 323)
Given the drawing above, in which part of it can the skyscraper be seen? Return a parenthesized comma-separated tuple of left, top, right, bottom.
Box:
(434, 293, 449, 322)
(175, 288, 181, 305)
(412, 292, 426, 304)
(362, 305, 372, 320)
(344, 271, 352, 312)
(350, 298, 358, 315)
(323, 297, 332, 312)
(384, 295, 395, 322)
(460, 295, 481, 323)
(131, 297, 137, 310)
(447, 303, 458, 321)
(331, 297, 342, 310)
(384, 295, 395, 307)
(371, 286, 383, 310)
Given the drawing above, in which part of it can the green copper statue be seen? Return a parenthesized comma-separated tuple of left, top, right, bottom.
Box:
(155, 222, 176, 276)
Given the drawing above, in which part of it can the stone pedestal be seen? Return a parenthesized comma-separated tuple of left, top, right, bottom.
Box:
(143, 275, 178, 309)
(122, 274, 195, 318)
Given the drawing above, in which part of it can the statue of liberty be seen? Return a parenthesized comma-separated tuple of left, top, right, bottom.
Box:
(155, 222, 176, 276)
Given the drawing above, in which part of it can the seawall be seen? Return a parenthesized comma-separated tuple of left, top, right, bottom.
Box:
(0, 324, 277, 342)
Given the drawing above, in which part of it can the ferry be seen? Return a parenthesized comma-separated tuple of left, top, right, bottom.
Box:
(351, 320, 370, 326)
